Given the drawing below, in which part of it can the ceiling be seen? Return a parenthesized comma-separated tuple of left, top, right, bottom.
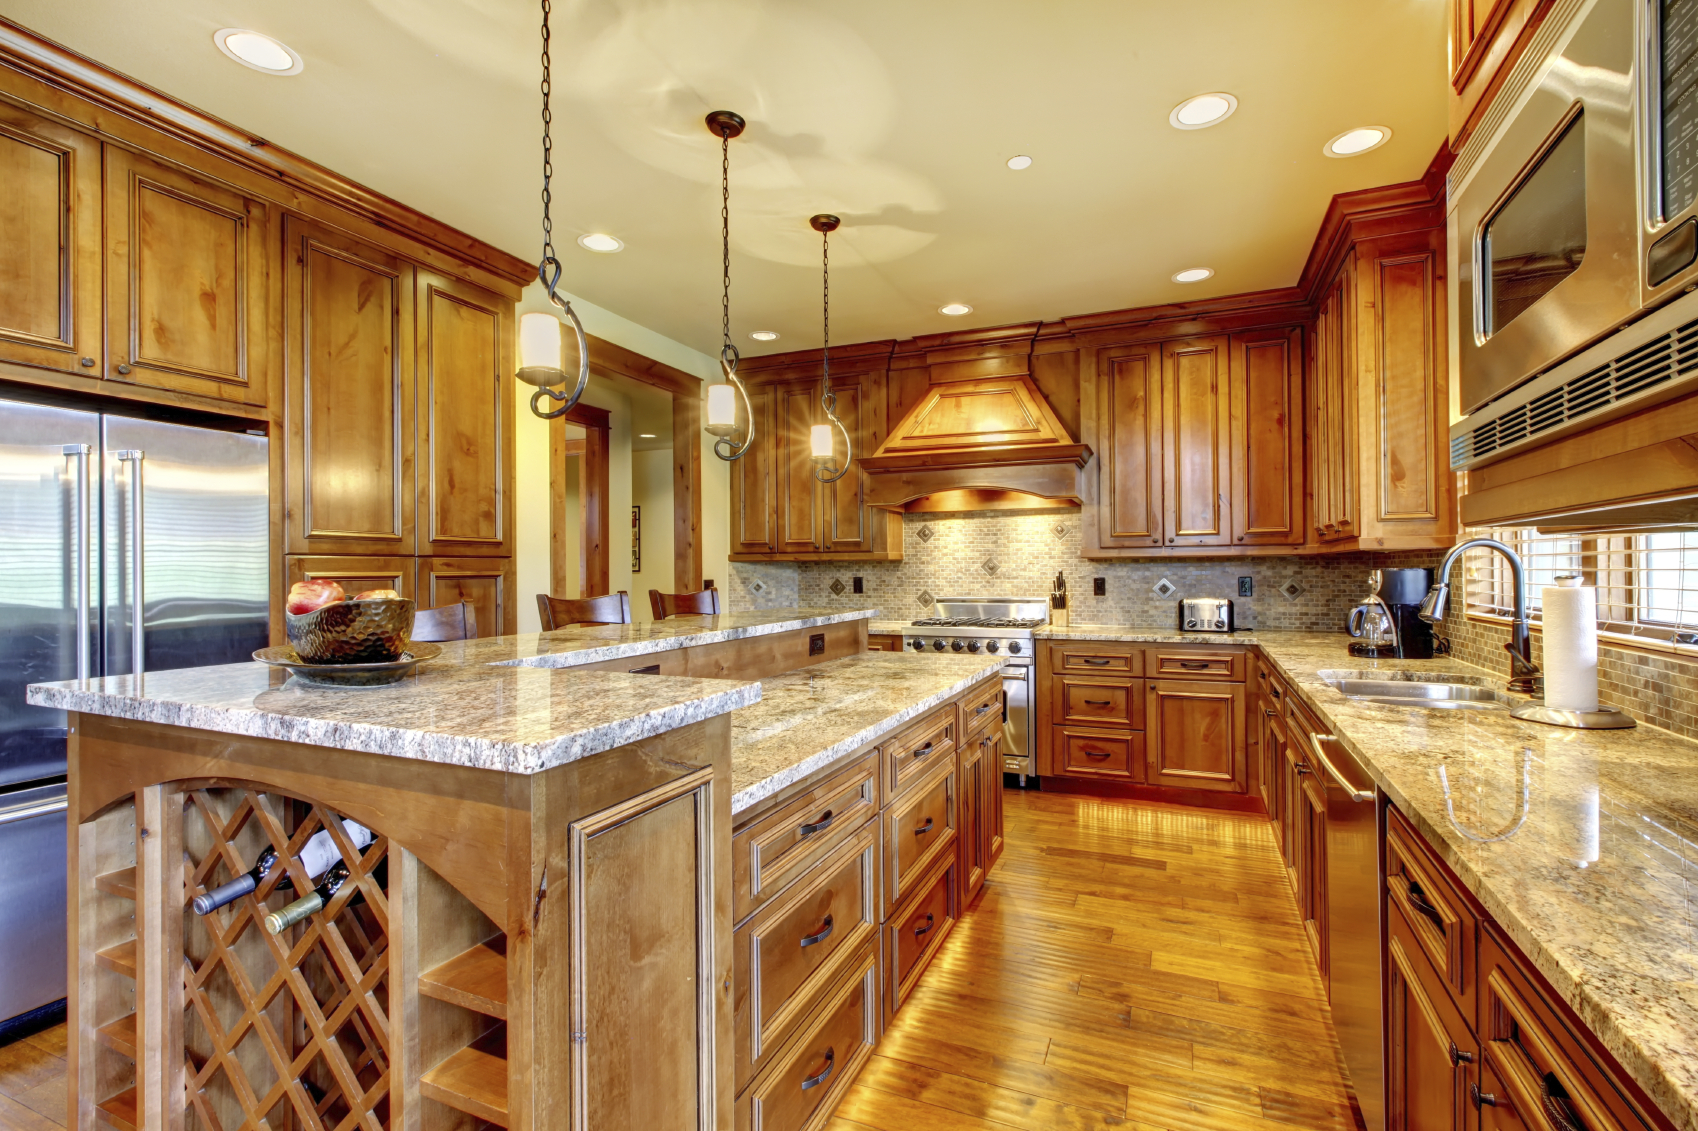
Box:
(2, 0, 1448, 357)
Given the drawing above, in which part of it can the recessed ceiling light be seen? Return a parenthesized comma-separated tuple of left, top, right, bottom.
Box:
(1323, 126, 1391, 157)
(939, 303, 973, 317)
(213, 29, 303, 75)
(1172, 268, 1214, 284)
(750, 330, 779, 341)
(1169, 93, 1237, 130)
(578, 233, 623, 253)
(1006, 155, 1033, 170)
(638, 433, 657, 439)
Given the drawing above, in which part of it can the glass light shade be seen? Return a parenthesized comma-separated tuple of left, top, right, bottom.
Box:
(706, 383, 738, 435)
(519, 312, 563, 370)
(810, 423, 834, 459)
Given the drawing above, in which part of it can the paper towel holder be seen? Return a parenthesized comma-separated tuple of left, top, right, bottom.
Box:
(1510, 702, 1637, 729)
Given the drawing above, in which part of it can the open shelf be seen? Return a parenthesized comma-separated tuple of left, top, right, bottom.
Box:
(95, 1014, 138, 1059)
(95, 1087, 138, 1131)
(419, 940, 507, 1019)
(419, 1045, 508, 1127)
(95, 939, 136, 979)
(95, 867, 136, 901)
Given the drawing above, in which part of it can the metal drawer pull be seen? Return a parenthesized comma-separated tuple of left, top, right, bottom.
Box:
(1083, 749, 1112, 758)
(1305, 732, 1374, 802)
(800, 1048, 835, 1091)
(974, 704, 992, 715)
(1263, 707, 1278, 717)
(1294, 761, 1311, 775)
(913, 912, 934, 938)
(1081, 657, 1112, 665)
(1406, 880, 1449, 933)
(1541, 1074, 1585, 1131)
(912, 742, 934, 759)
(798, 810, 835, 838)
(799, 915, 834, 948)
(1178, 661, 1213, 670)
(1083, 699, 1112, 706)
(914, 817, 934, 836)
(1471, 1083, 1497, 1108)
(1448, 1042, 1474, 1066)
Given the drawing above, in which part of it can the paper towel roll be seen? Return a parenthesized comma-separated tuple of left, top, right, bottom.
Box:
(1542, 575, 1599, 712)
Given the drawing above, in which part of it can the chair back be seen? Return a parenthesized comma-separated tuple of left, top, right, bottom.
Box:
(648, 586, 722, 620)
(537, 591, 633, 630)
(411, 600, 477, 643)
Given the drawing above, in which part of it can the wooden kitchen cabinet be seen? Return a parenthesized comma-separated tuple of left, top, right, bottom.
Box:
(733, 385, 779, 554)
(1297, 766, 1328, 982)
(283, 555, 415, 600)
(1230, 327, 1304, 545)
(0, 102, 102, 379)
(103, 145, 278, 408)
(1144, 679, 1245, 792)
(418, 555, 514, 637)
(1449, 0, 1551, 147)
(1162, 336, 1232, 547)
(1097, 342, 1165, 548)
(282, 217, 416, 556)
(959, 728, 987, 903)
(1387, 899, 1479, 1131)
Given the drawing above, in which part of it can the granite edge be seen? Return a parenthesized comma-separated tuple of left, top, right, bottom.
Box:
(506, 608, 882, 668)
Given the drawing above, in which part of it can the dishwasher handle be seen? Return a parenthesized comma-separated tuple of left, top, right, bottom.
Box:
(1306, 731, 1374, 803)
(0, 796, 69, 828)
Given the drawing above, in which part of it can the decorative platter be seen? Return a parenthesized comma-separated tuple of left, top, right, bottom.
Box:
(253, 642, 442, 688)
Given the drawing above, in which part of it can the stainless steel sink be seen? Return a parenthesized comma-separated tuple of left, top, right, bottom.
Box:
(1316, 670, 1515, 710)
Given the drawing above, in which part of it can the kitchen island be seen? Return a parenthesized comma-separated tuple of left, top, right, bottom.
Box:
(26, 609, 1005, 1131)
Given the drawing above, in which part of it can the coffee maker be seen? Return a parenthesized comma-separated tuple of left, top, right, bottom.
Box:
(1347, 568, 1438, 658)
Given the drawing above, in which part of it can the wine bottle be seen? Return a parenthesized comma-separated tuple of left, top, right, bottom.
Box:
(193, 820, 372, 916)
(264, 861, 352, 935)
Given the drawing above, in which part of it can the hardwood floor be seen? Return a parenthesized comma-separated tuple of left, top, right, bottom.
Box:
(829, 789, 1363, 1131)
(0, 1023, 66, 1131)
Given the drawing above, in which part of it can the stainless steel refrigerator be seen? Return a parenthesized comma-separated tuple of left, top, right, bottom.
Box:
(0, 397, 269, 1030)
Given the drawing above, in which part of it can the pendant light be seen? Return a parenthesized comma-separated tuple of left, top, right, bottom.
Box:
(518, 0, 590, 420)
(809, 214, 851, 483)
(703, 110, 755, 461)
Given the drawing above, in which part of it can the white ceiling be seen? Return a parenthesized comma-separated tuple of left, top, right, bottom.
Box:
(3, 0, 1448, 357)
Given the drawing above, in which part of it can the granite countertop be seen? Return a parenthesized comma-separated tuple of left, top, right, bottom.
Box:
(1233, 630, 1698, 1131)
(730, 651, 1003, 816)
(1035, 624, 1261, 644)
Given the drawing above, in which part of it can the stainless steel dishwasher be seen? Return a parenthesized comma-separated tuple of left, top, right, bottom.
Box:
(1299, 712, 1384, 1131)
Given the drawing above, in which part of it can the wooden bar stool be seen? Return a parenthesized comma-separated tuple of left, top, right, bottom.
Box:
(411, 600, 477, 642)
(536, 591, 633, 630)
(648, 585, 722, 620)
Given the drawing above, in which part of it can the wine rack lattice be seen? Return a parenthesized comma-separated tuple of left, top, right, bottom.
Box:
(181, 788, 392, 1131)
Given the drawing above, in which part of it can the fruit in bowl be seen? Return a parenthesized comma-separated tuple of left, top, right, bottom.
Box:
(284, 581, 414, 664)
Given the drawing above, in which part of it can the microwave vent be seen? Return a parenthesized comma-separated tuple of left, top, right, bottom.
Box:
(1451, 311, 1698, 469)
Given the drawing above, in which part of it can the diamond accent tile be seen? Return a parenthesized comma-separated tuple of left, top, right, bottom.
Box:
(982, 557, 1000, 576)
(917, 590, 935, 608)
(829, 578, 846, 596)
(916, 525, 935, 543)
(1052, 522, 1070, 540)
(750, 580, 766, 595)
(1152, 578, 1178, 600)
(1280, 580, 1305, 601)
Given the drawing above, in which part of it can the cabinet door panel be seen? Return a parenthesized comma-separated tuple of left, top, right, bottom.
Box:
(1163, 337, 1231, 546)
(824, 376, 870, 552)
(1312, 260, 1358, 540)
(284, 555, 415, 600)
(1145, 680, 1243, 792)
(1377, 251, 1441, 521)
(418, 272, 511, 556)
(959, 736, 985, 903)
(0, 108, 101, 376)
(419, 556, 513, 638)
(981, 728, 1004, 867)
(1099, 345, 1163, 547)
(1386, 902, 1476, 1131)
(285, 218, 414, 555)
(779, 383, 820, 553)
(1230, 328, 1303, 544)
(732, 386, 777, 554)
(105, 147, 274, 406)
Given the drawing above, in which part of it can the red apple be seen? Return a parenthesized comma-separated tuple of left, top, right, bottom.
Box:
(287, 579, 345, 615)
(353, 588, 401, 601)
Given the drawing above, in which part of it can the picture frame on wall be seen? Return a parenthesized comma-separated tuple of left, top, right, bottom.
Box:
(632, 505, 641, 573)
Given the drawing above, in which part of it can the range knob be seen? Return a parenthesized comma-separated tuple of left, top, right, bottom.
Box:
(931, 638, 946, 652)
(1185, 619, 1198, 629)
(985, 640, 1000, 654)
(1007, 640, 1023, 655)
(950, 639, 965, 652)
(966, 639, 982, 653)
(909, 637, 926, 651)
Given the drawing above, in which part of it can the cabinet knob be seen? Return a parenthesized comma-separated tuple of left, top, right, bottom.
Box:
(1448, 1042, 1474, 1066)
(1471, 1083, 1497, 1108)
(79, 357, 96, 367)
(116, 364, 132, 375)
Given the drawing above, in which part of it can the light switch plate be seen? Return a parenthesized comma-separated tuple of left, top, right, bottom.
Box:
(1238, 576, 1253, 597)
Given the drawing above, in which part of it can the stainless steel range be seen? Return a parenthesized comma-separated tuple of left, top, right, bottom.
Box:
(898, 597, 1045, 778)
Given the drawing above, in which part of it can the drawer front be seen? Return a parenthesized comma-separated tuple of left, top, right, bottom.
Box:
(734, 753, 878, 923)
(961, 680, 1003, 738)
(1051, 643, 1142, 675)
(735, 824, 878, 1091)
(886, 852, 957, 1019)
(1055, 726, 1144, 780)
(1055, 677, 1143, 728)
(885, 759, 956, 914)
(885, 705, 955, 797)
(1151, 649, 1244, 681)
(738, 945, 878, 1131)
(1386, 805, 1478, 1021)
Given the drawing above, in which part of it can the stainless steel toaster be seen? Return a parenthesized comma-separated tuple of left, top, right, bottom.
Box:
(1178, 597, 1233, 633)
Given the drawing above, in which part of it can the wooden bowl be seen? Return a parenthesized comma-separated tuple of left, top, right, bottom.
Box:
(285, 598, 415, 664)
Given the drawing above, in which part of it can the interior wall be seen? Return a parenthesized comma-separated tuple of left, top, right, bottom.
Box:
(630, 447, 676, 620)
(512, 283, 722, 631)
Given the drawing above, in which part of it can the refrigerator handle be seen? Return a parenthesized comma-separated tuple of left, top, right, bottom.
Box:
(115, 449, 146, 678)
(61, 444, 92, 680)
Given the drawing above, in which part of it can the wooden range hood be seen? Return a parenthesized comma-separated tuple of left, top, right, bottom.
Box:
(860, 328, 1091, 510)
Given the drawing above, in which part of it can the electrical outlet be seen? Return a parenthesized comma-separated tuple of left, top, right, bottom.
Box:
(1093, 577, 1106, 596)
(852, 576, 863, 594)
(809, 633, 826, 656)
(1238, 576, 1253, 597)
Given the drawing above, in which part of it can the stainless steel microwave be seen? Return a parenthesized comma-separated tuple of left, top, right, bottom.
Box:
(1451, 0, 1698, 432)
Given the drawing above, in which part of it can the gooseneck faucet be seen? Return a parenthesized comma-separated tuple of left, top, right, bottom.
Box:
(1419, 538, 1542, 695)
